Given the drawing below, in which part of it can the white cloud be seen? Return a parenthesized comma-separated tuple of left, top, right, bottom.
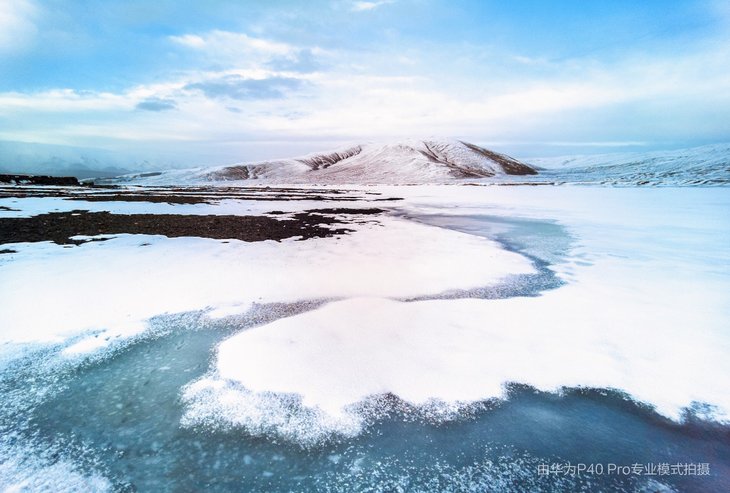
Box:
(170, 30, 295, 61)
(0, 0, 38, 53)
(169, 30, 323, 75)
(168, 33, 206, 49)
(352, 0, 394, 12)
(2, 14, 730, 162)
(3, 46, 730, 157)
(0, 89, 132, 112)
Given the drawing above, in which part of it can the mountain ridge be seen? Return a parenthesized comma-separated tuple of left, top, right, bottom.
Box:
(529, 142, 730, 186)
(110, 139, 537, 185)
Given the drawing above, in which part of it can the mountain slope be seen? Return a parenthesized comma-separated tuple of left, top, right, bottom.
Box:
(109, 139, 537, 185)
(0, 140, 138, 179)
(528, 143, 730, 186)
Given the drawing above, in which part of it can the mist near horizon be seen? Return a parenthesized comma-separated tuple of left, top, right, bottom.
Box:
(2, 138, 728, 178)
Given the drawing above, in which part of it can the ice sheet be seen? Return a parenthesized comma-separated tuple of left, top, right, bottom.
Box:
(3, 186, 728, 444)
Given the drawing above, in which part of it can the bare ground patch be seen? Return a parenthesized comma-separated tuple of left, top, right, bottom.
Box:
(0, 210, 369, 246)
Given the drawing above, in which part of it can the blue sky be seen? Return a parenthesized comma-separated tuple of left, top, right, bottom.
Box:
(1, 0, 729, 166)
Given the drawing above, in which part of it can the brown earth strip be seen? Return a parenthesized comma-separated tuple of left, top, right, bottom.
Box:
(302, 208, 384, 215)
(297, 146, 363, 170)
(459, 141, 538, 176)
(420, 141, 495, 178)
(0, 210, 360, 246)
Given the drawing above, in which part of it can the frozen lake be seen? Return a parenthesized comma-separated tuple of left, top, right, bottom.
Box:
(1, 185, 728, 491)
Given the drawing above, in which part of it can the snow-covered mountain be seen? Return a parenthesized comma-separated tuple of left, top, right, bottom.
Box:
(105, 139, 537, 185)
(529, 143, 730, 186)
(97, 140, 730, 186)
(0, 141, 139, 179)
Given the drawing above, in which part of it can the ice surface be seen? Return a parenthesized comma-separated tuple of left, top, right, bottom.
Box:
(0, 442, 110, 493)
(2, 185, 729, 450)
(182, 187, 730, 441)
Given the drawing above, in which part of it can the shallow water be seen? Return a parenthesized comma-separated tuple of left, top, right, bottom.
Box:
(4, 315, 728, 492)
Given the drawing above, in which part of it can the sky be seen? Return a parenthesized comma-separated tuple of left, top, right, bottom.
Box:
(1, 0, 729, 168)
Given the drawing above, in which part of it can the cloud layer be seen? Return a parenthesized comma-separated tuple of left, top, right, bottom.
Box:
(0, 0, 728, 165)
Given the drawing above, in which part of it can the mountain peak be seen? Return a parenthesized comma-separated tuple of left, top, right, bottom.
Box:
(192, 139, 537, 185)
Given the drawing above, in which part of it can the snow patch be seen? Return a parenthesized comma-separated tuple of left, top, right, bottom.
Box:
(0, 215, 533, 345)
(189, 288, 729, 445)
